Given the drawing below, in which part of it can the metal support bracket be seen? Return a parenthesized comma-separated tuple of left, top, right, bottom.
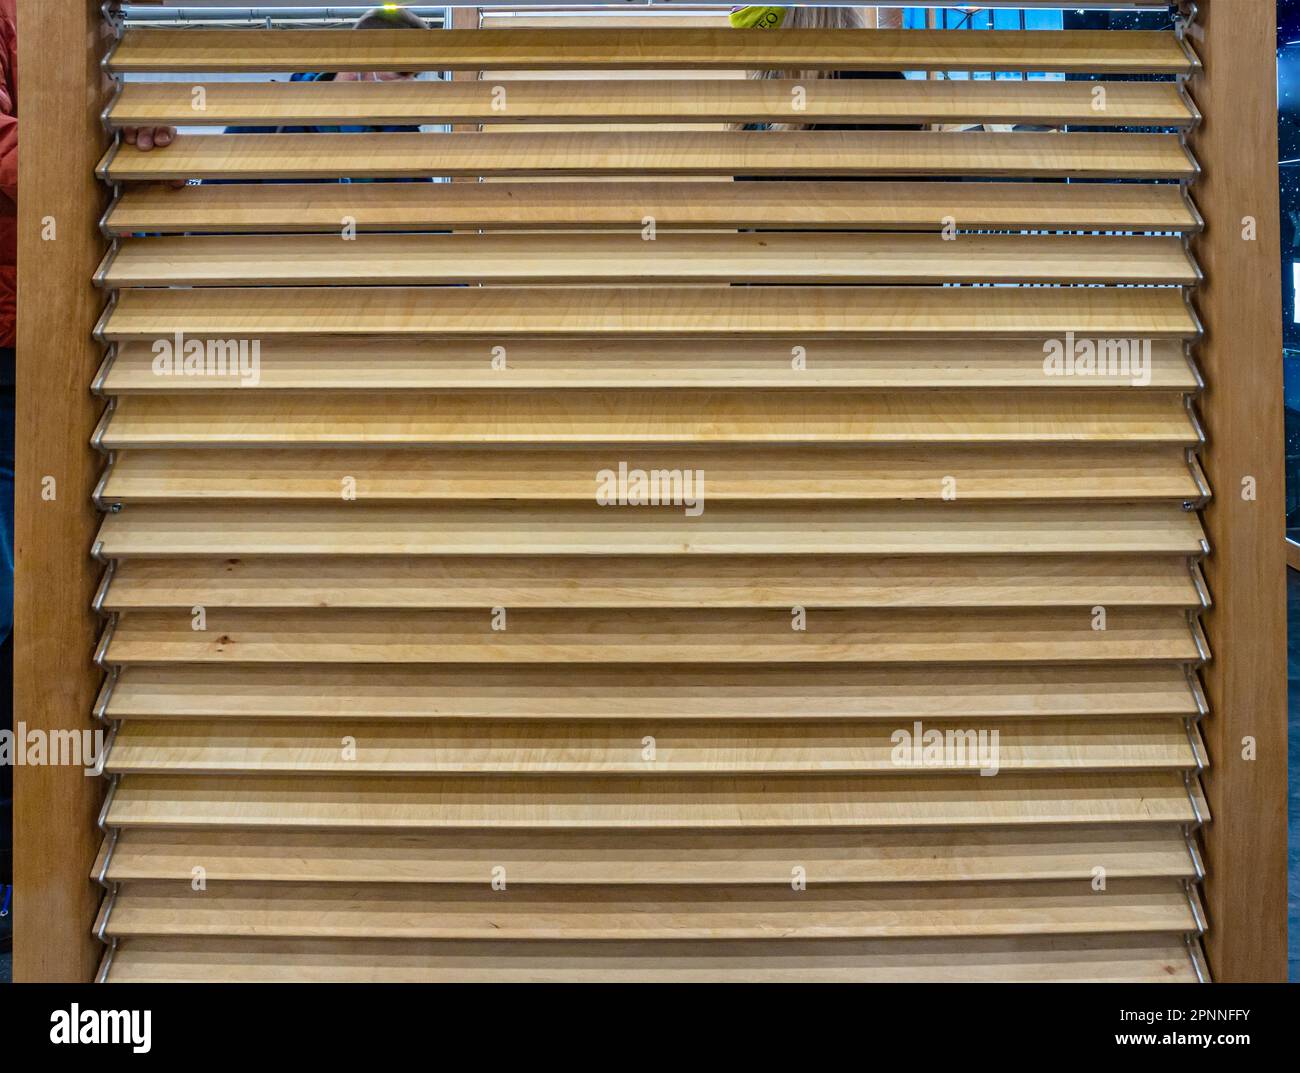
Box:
(96, 772, 121, 835)
(1183, 664, 1210, 718)
(1182, 769, 1206, 829)
(91, 397, 117, 451)
(1183, 448, 1211, 512)
(93, 451, 121, 512)
(94, 614, 119, 671)
(92, 665, 120, 727)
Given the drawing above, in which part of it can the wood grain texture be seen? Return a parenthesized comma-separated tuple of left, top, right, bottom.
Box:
(101, 232, 1198, 288)
(105, 27, 1198, 75)
(99, 934, 1202, 983)
(103, 771, 1210, 830)
(104, 180, 1202, 235)
(105, 717, 1203, 776)
(100, 336, 1200, 392)
(101, 606, 1202, 665)
(102, 664, 1204, 722)
(1186, 0, 1288, 982)
(109, 77, 1196, 128)
(100, 878, 1197, 940)
(99, 445, 1202, 504)
(96, 825, 1201, 885)
(93, 502, 1209, 558)
(81, 15, 1220, 984)
(98, 389, 1199, 446)
(97, 554, 1206, 611)
(99, 285, 1201, 340)
(96, 130, 1198, 181)
(12, 0, 110, 983)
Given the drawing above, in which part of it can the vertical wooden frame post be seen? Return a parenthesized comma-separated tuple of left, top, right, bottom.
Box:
(13, 0, 111, 981)
(1186, 0, 1289, 982)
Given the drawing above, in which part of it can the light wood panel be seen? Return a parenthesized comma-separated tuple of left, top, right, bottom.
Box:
(97, 554, 1206, 612)
(98, 446, 1203, 505)
(104, 180, 1202, 235)
(105, 27, 1199, 75)
(77, 13, 1222, 987)
(98, 390, 1199, 446)
(99, 336, 1201, 392)
(100, 878, 1198, 940)
(12, 0, 112, 983)
(100, 232, 1198, 288)
(95, 825, 1202, 885)
(103, 771, 1211, 830)
(105, 717, 1203, 775)
(102, 664, 1205, 722)
(109, 77, 1196, 128)
(99, 934, 1203, 983)
(98, 285, 1203, 340)
(96, 130, 1198, 182)
(101, 606, 1203, 666)
(1187, 0, 1288, 982)
(93, 502, 1209, 558)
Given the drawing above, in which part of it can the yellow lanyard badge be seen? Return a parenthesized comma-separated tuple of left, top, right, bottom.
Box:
(728, 6, 788, 30)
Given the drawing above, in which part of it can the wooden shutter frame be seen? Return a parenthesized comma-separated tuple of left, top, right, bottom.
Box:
(12, 0, 1288, 982)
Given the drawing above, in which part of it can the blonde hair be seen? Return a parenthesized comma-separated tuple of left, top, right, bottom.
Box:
(744, 6, 867, 130)
(752, 6, 866, 83)
(353, 6, 428, 30)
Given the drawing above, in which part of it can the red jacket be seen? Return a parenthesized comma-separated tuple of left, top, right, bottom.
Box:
(0, 0, 15, 348)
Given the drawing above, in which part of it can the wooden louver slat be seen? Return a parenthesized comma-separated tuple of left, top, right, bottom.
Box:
(99, 232, 1199, 289)
(98, 878, 1199, 941)
(105, 28, 1199, 75)
(98, 285, 1201, 340)
(99, 934, 1203, 984)
(97, 555, 1208, 612)
(104, 181, 1203, 236)
(105, 717, 1204, 775)
(95, 825, 1203, 886)
(98, 446, 1204, 504)
(94, 503, 1209, 558)
(108, 78, 1198, 128)
(99, 336, 1202, 392)
(101, 664, 1206, 722)
(103, 772, 1210, 830)
(102, 607, 1205, 665)
(96, 131, 1199, 182)
(96, 390, 1201, 447)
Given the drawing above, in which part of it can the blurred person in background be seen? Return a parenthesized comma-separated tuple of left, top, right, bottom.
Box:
(732, 5, 909, 131)
(124, 5, 431, 154)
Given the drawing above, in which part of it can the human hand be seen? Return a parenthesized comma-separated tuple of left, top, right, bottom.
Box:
(122, 126, 175, 151)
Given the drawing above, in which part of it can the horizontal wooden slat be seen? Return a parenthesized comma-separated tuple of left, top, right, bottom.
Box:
(102, 606, 1203, 665)
(98, 285, 1202, 341)
(94, 502, 1209, 558)
(100, 336, 1200, 392)
(102, 664, 1205, 722)
(106, 931, 1203, 983)
(105, 28, 1199, 75)
(104, 180, 1202, 236)
(95, 825, 1201, 885)
(101, 878, 1197, 941)
(109, 77, 1196, 128)
(104, 771, 1211, 829)
(96, 131, 1198, 182)
(100, 933, 1202, 983)
(100, 232, 1198, 288)
(105, 717, 1203, 776)
(98, 390, 1198, 447)
(99, 554, 1205, 612)
(99, 446, 1203, 506)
